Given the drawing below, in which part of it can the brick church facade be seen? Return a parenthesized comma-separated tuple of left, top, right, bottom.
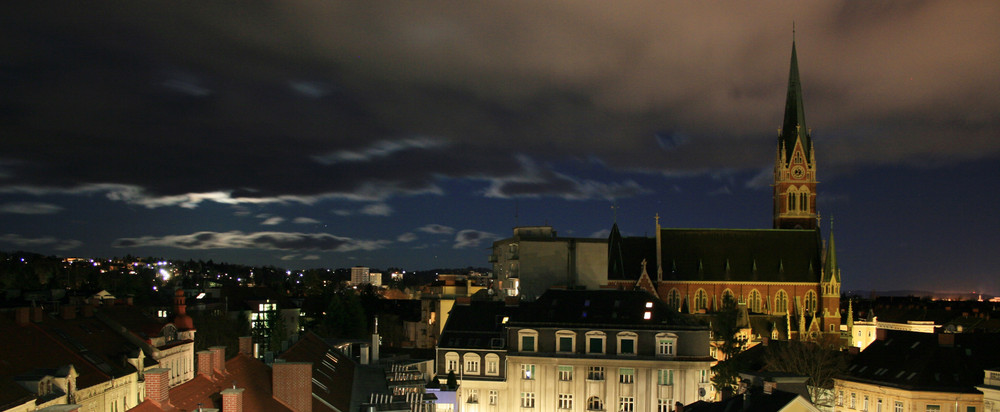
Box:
(607, 38, 842, 345)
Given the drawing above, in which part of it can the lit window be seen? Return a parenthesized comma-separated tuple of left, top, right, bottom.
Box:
(656, 333, 677, 356)
(485, 353, 499, 376)
(466, 389, 478, 403)
(463, 353, 480, 374)
(445, 352, 459, 373)
(521, 364, 535, 380)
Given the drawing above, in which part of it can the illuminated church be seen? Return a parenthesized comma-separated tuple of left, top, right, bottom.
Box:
(607, 38, 842, 344)
(490, 39, 843, 344)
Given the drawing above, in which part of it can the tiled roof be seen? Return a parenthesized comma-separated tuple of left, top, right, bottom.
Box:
(840, 330, 1000, 393)
(0, 311, 138, 401)
(130, 354, 294, 412)
(278, 332, 356, 412)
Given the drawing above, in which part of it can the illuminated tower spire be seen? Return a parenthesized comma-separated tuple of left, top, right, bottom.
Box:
(773, 32, 818, 230)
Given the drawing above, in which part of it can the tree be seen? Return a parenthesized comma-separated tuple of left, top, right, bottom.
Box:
(710, 295, 748, 399)
(763, 340, 848, 408)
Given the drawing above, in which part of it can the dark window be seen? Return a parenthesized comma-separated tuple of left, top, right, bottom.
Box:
(559, 337, 573, 352)
(589, 337, 603, 353)
(522, 336, 535, 352)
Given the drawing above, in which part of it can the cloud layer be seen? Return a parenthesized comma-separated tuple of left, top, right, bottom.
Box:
(2, 2, 997, 209)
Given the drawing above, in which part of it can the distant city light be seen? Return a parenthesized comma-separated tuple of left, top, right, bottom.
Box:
(159, 268, 170, 280)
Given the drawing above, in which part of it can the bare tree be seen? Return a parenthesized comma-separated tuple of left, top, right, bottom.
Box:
(763, 340, 847, 408)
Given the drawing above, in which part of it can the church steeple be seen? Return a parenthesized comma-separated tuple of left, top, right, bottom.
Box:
(773, 33, 818, 230)
(781, 38, 811, 165)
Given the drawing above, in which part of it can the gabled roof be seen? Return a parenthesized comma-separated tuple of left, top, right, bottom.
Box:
(840, 330, 1000, 393)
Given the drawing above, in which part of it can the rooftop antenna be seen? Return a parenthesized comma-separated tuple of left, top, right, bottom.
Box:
(611, 200, 619, 224)
(792, 21, 796, 42)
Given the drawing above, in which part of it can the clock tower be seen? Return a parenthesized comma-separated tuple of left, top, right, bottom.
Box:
(773, 37, 818, 230)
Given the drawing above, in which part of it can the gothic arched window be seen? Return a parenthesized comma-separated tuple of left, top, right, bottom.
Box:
(774, 290, 789, 314)
(694, 289, 708, 311)
(805, 290, 817, 313)
(749, 290, 762, 313)
(667, 289, 681, 311)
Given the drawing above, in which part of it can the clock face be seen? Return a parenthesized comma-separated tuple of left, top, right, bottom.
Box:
(791, 166, 805, 179)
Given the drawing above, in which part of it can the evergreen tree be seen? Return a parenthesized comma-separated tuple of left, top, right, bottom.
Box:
(710, 295, 748, 399)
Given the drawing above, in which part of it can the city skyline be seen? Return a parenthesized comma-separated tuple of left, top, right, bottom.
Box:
(2, 2, 999, 294)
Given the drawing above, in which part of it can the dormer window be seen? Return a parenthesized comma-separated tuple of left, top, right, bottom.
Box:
(518, 329, 538, 352)
(617, 332, 637, 356)
(655, 333, 677, 356)
(556, 330, 576, 353)
(586, 331, 606, 355)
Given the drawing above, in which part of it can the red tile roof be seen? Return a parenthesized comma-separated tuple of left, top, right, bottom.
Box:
(128, 354, 293, 412)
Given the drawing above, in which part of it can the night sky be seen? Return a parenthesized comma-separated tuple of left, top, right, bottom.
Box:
(2, 2, 998, 294)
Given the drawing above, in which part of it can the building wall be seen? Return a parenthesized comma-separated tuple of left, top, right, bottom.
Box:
(834, 378, 982, 412)
(514, 240, 607, 300)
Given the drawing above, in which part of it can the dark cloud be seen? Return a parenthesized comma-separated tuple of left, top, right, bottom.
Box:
(453, 229, 497, 249)
(418, 224, 455, 235)
(0, 234, 81, 251)
(113, 231, 389, 252)
(2, 2, 995, 208)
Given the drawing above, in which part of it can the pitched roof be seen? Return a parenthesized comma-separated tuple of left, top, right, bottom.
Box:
(438, 300, 511, 350)
(278, 332, 357, 412)
(840, 330, 1000, 393)
(130, 354, 294, 412)
(509, 289, 703, 329)
(660, 229, 821, 283)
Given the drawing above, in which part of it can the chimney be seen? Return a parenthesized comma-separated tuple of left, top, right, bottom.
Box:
(81, 305, 94, 318)
(210, 346, 227, 374)
(273, 362, 312, 412)
(61, 305, 77, 320)
(197, 350, 215, 377)
(15, 307, 30, 326)
(222, 387, 245, 412)
(238, 336, 254, 357)
(876, 329, 888, 341)
(31, 307, 44, 323)
(145, 368, 171, 405)
(938, 333, 955, 347)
